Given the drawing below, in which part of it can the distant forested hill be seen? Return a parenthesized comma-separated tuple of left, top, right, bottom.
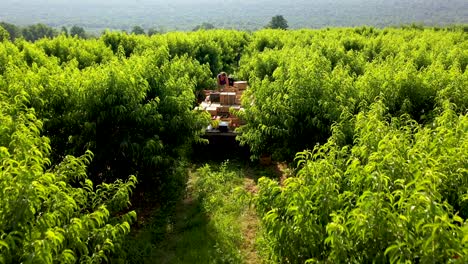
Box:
(0, 0, 467, 32)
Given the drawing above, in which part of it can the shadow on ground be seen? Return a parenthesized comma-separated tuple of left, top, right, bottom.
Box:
(192, 134, 250, 163)
(192, 135, 285, 183)
(117, 193, 241, 264)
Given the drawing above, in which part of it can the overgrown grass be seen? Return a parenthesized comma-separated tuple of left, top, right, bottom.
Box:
(116, 161, 259, 264)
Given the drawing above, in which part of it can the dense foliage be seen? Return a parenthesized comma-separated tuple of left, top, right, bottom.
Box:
(0, 22, 59, 42)
(0, 29, 244, 262)
(265, 15, 289, 30)
(237, 28, 467, 159)
(256, 101, 468, 263)
(0, 26, 467, 263)
(0, 27, 256, 262)
(242, 27, 468, 263)
(0, 90, 137, 263)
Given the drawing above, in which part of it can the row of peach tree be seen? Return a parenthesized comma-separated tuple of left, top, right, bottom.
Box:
(238, 28, 468, 262)
(1, 26, 467, 262)
(0, 29, 251, 263)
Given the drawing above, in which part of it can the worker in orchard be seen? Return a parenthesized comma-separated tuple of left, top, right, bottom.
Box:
(217, 72, 228, 90)
(217, 72, 235, 89)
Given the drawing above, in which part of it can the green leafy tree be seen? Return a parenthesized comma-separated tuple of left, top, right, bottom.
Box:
(35, 35, 114, 69)
(147, 27, 159, 36)
(255, 101, 468, 263)
(0, 26, 9, 42)
(22, 23, 57, 41)
(193, 22, 215, 31)
(0, 88, 137, 263)
(131, 26, 145, 35)
(237, 28, 467, 160)
(0, 22, 22, 40)
(265, 15, 288, 29)
(69, 25, 86, 38)
(61, 26, 68, 36)
(2, 26, 465, 263)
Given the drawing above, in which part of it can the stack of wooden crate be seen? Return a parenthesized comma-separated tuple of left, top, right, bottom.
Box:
(199, 81, 249, 131)
(234, 81, 248, 90)
(233, 81, 247, 104)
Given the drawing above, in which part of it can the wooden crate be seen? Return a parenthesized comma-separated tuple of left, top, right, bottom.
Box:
(235, 94, 242, 105)
(216, 105, 231, 116)
(220, 93, 226, 104)
(220, 92, 236, 105)
(209, 92, 220, 102)
(222, 87, 237, 93)
(206, 106, 218, 116)
(203, 89, 215, 96)
(234, 81, 248, 90)
(228, 93, 236, 104)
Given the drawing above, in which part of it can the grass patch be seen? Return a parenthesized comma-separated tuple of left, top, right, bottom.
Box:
(187, 161, 249, 263)
(116, 161, 259, 264)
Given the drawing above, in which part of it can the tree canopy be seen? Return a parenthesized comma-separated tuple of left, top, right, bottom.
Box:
(193, 22, 215, 31)
(0, 22, 21, 40)
(147, 28, 159, 36)
(61, 26, 68, 36)
(0, 26, 9, 41)
(70, 25, 86, 38)
(266, 15, 288, 29)
(131, 26, 145, 35)
(22, 23, 57, 41)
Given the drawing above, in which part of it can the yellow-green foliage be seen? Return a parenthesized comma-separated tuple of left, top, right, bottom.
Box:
(237, 27, 467, 159)
(255, 101, 468, 263)
(0, 30, 225, 263)
(0, 93, 137, 263)
(0, 26, 9, 42)
(0, 26, 467, 263)
(100, 30, 250, 88)
(0, 33, 212, 189)
(192, 163, 248, 263)
(0, 29, 252, 262)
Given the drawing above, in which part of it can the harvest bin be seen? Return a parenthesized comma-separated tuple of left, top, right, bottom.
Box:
(234, 81, 248, 90)
(220, 92, 236, 105)
(209, 92, 220, 102)
(216, 105, 231, 116)
(206, 106, 218, 116)
(222, 87, 237, 93)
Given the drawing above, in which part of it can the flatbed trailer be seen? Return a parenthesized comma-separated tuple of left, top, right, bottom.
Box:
(204, 129, 238, 137)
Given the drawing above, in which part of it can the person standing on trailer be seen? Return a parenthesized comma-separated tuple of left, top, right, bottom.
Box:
(217, 72, 235, 89)
(217, 72, 229, 90)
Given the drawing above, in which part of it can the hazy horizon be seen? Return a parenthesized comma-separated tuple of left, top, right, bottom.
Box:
(1, 0, 467, 32)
